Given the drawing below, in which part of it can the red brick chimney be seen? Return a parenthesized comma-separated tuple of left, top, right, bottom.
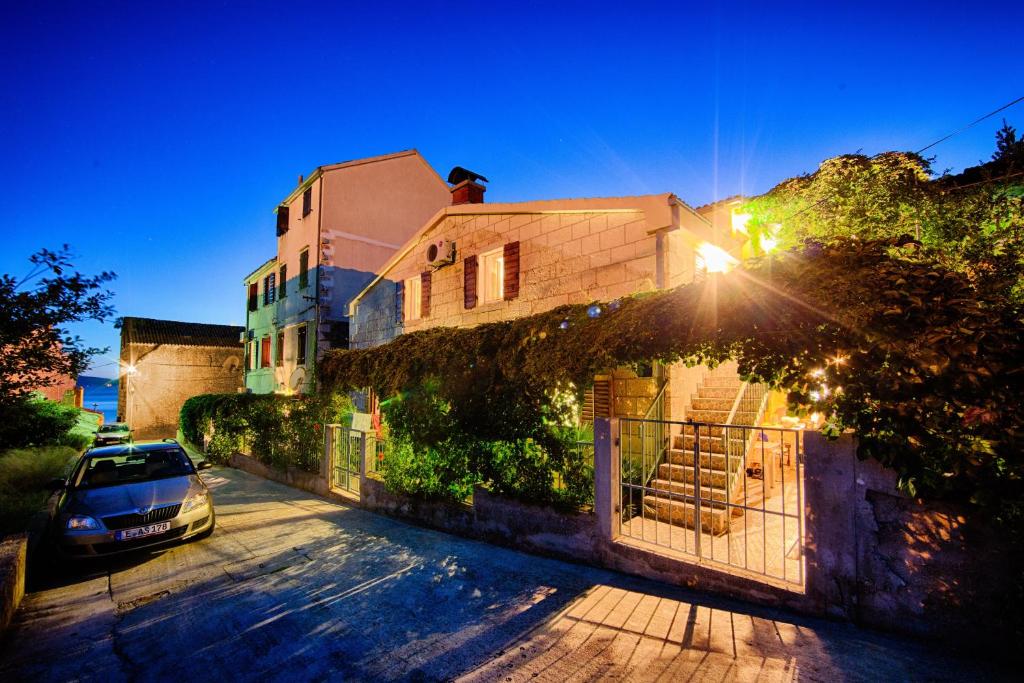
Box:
(450, 179, 486, 205)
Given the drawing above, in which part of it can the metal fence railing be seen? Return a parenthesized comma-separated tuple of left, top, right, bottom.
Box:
(619, 417, 805, 587)
(325, 425, 363, 495)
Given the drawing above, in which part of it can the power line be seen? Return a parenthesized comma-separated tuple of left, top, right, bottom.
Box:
(916, 95, 1024, 155)
(779, 94, 1024, 223)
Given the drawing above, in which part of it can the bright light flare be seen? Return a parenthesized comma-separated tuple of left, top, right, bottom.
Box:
(731, 210, 752, 236)
(697, 242, 738, 274)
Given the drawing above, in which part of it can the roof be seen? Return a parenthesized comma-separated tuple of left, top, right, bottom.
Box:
(85, 441, 186, 457)
(275, 149, 447, 209)
(121, 317, 243, 348)
(694, 195, 746, 214)
(243, 256, 277, 283)
(348, 192, 710, 315)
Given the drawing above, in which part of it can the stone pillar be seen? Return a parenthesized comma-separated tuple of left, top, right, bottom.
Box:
(594, 417, 620, 541)
(802, 431, 858, 617)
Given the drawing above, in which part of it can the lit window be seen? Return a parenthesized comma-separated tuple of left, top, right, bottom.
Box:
(479, 248, 504, 303)
(404, 276, 422, 321)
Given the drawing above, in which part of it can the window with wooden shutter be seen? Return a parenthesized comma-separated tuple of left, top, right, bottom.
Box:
(403, 276, 422, 321)
(420, 271, 431, 318)
(276, 205, 289, 236)
(263, 273, 276, 305)
(260, 336, 271, 368)
(296, 325, 308, 365)
(302, 187, 312, 217)
(275, 332, 284, 366)
(464, 255, 478, 309)
(503, 241, 520, 300)
(279, 265, 287, 298)
(479, 248, 504, 303)
(248, 283, 258, 312)
(592, 375, 613, 418)
(299, 249, 309, 289)
(395, 280, 404, 324)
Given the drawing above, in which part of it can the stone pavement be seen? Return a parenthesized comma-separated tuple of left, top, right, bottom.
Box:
(0, 467, 1007, 682)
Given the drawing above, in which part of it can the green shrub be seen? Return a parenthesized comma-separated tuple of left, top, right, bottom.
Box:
(0, 446, 78, 535)
(0, 398, 80, 450)
(180, 392, 353, 471)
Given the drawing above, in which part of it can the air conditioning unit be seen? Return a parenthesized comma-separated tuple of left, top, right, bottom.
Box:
(425, 239, 456, 269)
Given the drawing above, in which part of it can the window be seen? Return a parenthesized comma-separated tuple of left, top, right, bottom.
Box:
(279, 265, 287, 298)
(403, 276, 422, 321)
(260, 336, 271, 368)
(479, 248, 504, 303)
(247, 283, 258, 312)
(275, 332, 284, 367)
(247, 341, 255, 370)
(299, 249, 309, 289)
(302, 187, 312, 217)
(296, 325, 308, 365)
(263, 273, 276, 305)
(276, 205, 289, 236)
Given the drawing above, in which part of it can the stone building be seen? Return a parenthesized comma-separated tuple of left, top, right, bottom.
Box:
(118, 317, 244, 440)
(347, 183, 726, 422)
(242, 149, 451, 395)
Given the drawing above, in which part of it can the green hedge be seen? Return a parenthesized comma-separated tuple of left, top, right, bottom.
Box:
(377, 385, 594, 508)
(0, 397, 87, 451)
(179, 392, 353, 472)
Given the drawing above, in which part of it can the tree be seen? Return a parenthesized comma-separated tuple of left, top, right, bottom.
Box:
(993, 119, 1023, 162)
(0, 246, 116, 407)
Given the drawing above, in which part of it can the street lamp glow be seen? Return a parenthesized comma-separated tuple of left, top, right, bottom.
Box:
(125, 364, 138, 375)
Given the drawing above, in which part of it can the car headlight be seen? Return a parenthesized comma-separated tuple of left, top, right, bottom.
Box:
(181, 491, 209, 513)
(67, 515, 100, 530)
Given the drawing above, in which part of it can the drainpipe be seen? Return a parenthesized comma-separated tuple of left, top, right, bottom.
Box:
(314, 173, 324, 390)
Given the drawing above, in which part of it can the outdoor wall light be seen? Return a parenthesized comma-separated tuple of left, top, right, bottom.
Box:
(731, 210, 752, 236)
(697, 242, 738, 274)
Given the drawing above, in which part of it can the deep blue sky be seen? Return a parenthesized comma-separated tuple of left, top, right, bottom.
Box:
(2, 2, 1022, 378)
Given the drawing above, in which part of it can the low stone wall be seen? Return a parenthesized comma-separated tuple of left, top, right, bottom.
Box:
(0, 534, 28, 636)
(802, 432, 1012, 649)
(229, 453, 330, 498)
(361, 477, 598, 566)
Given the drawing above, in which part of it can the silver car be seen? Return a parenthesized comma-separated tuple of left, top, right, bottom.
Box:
(50, 441, 215, 557)
(93, 422, 133, 446)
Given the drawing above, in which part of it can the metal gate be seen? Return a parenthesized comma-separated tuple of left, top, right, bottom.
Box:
(618, 417, 805, 587)
(326, 425, 363, 495)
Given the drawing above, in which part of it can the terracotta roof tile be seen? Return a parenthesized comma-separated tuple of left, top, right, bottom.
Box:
(121, 317, 243, 348)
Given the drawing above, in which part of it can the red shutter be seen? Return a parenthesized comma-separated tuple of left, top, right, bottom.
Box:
(276, 205, 289, 236)
(420, 271, 431, 318)
(503, 241, 520, 300)
(464, 255, 478, 309)
(395, 280, 404, 323)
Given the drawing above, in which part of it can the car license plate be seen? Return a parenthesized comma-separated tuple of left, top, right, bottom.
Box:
(116, 522, 171, 541)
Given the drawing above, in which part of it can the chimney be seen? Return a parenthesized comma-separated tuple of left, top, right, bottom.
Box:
(447, 166, 488, 205)
(298, 174, 304, 186)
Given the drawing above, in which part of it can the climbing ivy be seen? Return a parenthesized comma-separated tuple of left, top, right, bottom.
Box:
(320, 236, 1024, 520)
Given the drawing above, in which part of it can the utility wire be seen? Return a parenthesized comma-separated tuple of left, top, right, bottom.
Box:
(778, 94, 1024, 223)
(916, 95, 1024, 155)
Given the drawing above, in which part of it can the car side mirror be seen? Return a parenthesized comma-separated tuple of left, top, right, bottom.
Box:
(45, 478, 66, 491)
(196, 460, 213, 470)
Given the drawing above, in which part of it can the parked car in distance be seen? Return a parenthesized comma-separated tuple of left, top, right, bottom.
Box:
(93, 422, 133, 446)
(48, 440, 215, 557)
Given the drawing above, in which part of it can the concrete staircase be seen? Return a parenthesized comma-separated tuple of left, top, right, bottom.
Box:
(641, 367, 758, 535)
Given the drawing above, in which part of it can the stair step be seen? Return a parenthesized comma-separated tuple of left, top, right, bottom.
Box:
(701, 377, 742, 388)
(641, 495, 731, 534)
(686, 409, 732, 422)
(672, 433, 746, 452)
(667, 449, 742, 470)
(658, 462, 729, 488)
(648, 478, 730, 503)
(690, 397, 735, 411)
(697, 386, 740, 399)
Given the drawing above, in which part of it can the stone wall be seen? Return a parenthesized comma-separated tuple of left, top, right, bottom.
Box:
(801, 432, 1012, 645)
(120, 343, 243, 440)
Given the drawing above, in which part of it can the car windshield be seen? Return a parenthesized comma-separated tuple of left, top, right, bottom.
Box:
(73, 448, 194, 489)
(98, 424, 128, 433)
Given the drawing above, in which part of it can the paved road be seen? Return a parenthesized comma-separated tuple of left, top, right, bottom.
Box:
(0, 468, 1005, 682)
